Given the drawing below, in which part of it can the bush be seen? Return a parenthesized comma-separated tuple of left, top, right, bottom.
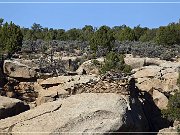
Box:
(177, 126, 180, 133)
(92, 59, 100, 66)
(162, 92, 180, 121)
(100, 51, 132, 74)
(123, 64, 132, 73)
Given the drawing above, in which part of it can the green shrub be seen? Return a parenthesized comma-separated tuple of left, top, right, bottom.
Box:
(100, 51, 132, 74)
(177, 126, 180, 133)
(92, 59, 100, 66)
(123, 64, 132, 73)
(162, 92, 180, 121)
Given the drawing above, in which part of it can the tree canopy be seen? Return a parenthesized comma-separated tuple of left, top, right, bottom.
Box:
(1, 18, 180, 55)
(90, 25, 115, 53)
(0, 19, 23, 55)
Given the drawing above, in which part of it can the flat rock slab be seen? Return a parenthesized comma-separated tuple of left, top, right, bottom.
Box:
(0, 93, 146, 135)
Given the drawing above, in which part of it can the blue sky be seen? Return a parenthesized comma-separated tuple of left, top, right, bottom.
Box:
(0, 0, 180, 30)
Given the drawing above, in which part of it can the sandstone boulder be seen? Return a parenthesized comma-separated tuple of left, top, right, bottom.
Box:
(133, 66, 161, 79)
(76, 58, 104, 75)
(124, 55, 162, 69)
(152, 90, 169, 110)
(3, 60, 37, 78)
(0, 96, 29, 119)
(124, 55, 145, 69)
(133, 65, 179, 93)
(2, 79, 38, 103)
(35, 84, 69, 106)
(0, 93, 149, 134)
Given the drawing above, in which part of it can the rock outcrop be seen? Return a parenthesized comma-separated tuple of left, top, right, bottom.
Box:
(0, 96, 29, 119)
(132, 63, 180, 110)
(76, 57, 104, 75)
(2, 78, 38, 104)
(69, 71, 171, 131)
(124, 54, 165, 69)
(0, 93, 149, 134)
(158, 123, 180, 135)
(3, 60, 38, 79)
(124, 54, 145, 69)
(151, 89, 169, 110)
(35, 75, 99, 105)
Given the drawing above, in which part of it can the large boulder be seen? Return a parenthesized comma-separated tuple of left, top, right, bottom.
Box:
(133, 65, 179, 93)
(124, 54, 165, 69)
(0, 96, 29, 119)
(132, 61, 180, 111)
(0, 93, 149, 134)
(124, 55, 145, 69)
(3, 60, 38, 79)
(152, 90, 169, 110)
(133, 65, 162, 78)
(35, 83, 69, 106)
(76, 58, 104, 75)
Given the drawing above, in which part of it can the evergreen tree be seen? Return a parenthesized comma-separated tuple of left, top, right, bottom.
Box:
(90, 25, 115, 52)
(66, 28, 82, 40)
(118, 26, 136, 41)
(156, 23, 180, 46)
(134, 25, 148, 41)
(139, 29, 157, 42)
(82, 25, 94, 41)
(0, 21, 23, 54)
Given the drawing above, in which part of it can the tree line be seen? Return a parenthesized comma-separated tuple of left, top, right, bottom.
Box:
(1, 18, 180, 54)
(21, 21, 180, 52)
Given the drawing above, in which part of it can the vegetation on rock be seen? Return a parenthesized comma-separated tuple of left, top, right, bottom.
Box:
(100, 52, 132, 74)
(162, 92, 180, 121)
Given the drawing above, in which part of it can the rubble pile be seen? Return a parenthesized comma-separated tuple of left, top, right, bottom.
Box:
(70, 72, 132, 95)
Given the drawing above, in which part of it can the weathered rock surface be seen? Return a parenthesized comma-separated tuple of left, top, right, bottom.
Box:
(2, 79, 38, 103)
(3, 60, 37, 78)
(124, 54, 165, 69)
(39, 75, 99, 86)
(124, 55, 145, 69)
(76, 58, 104, 75)
(152, 90, 169, 110)
(35, 84, 69, 106)
(0, 96, 29, 119)
(158, 124, 180, 135)
(0, 93, 149, 134)
(133, 65, 179, 93)
(72, 72, 130, 95)
(35, 75, 99, 105)
(132, 63, 180, 110)
(70, 72, 172, 131)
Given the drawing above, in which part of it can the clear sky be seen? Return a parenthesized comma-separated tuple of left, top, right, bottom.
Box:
(0, 0, 180, 30)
